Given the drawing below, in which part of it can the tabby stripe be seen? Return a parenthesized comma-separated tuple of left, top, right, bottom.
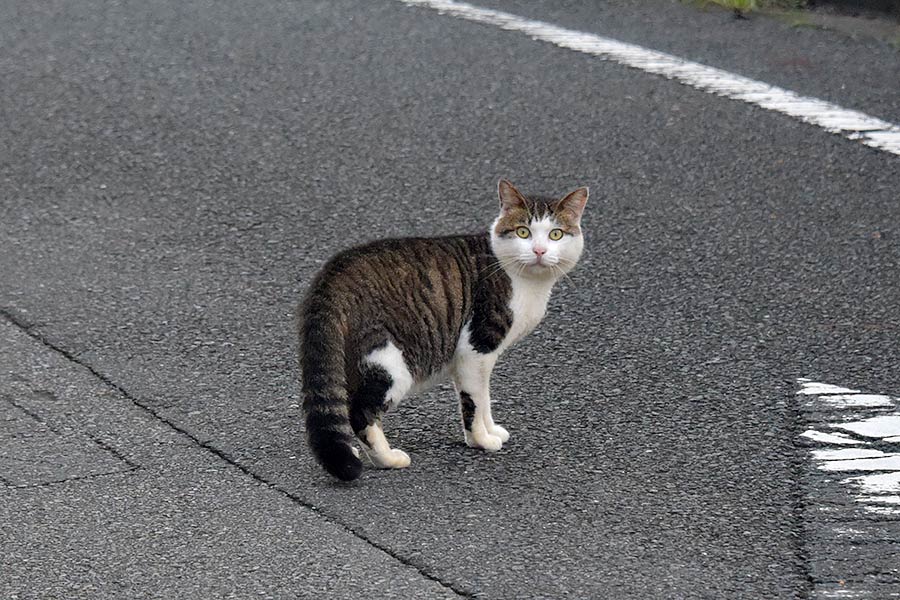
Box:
(306, 401, 349, 414)
(459, 391, 476, 431)
(306, 410, 350, 432)
(412, 270, 441, 358)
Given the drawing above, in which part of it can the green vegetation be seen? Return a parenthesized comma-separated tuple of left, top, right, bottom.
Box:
(686, 0, 900, 50)
(707, 0, 757, 13)
(690, 0, 807, 16)
(769, 10, 817, 27)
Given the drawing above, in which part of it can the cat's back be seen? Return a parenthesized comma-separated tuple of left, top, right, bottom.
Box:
(302, 233, 498, 372)
(310, 233, 490, 298)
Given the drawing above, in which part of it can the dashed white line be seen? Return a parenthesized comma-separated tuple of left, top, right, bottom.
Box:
(397, 0, 900, 156)
(819, 455, 900, 472)
(814, 394, 895, 409)
(801, 430, 866, 445)
(799, 379, 900, 515)
(845, 471, 900, 495)
(798, 382, 862, 395)
(857, 495, 900, 505)
(835, 415, 900, 439)
(811, 448, 887, 461)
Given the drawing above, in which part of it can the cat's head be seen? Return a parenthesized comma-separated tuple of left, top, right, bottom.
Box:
(490, 179, 588, 280)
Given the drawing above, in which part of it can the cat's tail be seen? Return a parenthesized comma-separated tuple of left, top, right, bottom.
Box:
(298, 294, 363, 481)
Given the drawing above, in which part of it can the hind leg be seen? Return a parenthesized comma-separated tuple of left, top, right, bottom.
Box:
(349, 341, 414, 469)
(357, 419, 411, 469)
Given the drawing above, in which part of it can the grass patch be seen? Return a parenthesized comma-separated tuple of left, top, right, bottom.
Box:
(691, 0, 807, 15)
(686, 0, 900, 49)
(769, 10, 819, 27)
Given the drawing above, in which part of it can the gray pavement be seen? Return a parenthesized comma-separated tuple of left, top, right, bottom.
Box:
(1, 317, 460, 599)
(2, 0, 899, 598)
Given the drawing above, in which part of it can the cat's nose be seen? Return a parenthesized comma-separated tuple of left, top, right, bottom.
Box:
(533, 247, 547, 257)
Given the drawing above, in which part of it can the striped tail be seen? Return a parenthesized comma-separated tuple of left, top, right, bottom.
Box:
(298, 295, 363, 481)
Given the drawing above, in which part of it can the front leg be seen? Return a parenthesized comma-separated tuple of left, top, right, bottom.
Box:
(483, 410, 510, 443)
(452, 355, 508, 451)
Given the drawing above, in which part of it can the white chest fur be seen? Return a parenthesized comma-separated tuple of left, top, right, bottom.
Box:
(502, 276, 554, 350)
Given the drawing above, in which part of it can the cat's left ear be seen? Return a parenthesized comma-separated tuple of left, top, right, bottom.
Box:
(555, 186, 589, 223)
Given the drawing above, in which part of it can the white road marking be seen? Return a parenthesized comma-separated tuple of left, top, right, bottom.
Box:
(857, 495, 900, 505)
(799, 379, 900, 516)
(845, 472, 900, 495)
(811, 448, 886, 461)
(811, 394, 895, 409)
(801, 430, 866, 445)
(834, 415, 900, 439)
(819, 455, 900, 472)
(797, 382, 863, 395)
(397, 0, 900, 156)
(863, 505, 900, 516)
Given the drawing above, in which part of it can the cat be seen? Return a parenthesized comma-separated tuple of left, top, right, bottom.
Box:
(298, 179, 588, 480)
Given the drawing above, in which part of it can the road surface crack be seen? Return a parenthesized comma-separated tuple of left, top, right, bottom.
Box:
(0, 309, 474, 599)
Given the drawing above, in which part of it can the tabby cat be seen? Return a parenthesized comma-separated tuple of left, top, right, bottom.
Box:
(298, 179, 588, 480)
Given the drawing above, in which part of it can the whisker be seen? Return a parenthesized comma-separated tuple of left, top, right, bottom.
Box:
(478, 257, 517, 279)
(553, 264, 576, 288)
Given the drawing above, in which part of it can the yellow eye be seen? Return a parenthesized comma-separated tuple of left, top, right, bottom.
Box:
(549, 228, 564, 241)
(515, 226, 531, 239)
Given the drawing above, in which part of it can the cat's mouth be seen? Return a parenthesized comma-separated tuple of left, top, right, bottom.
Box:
(531, 254, 559, 266)
(523, 260, 555, 273)
(505, 255, 559, 275)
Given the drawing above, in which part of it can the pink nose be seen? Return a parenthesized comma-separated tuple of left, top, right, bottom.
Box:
(533, 247, 547, 257)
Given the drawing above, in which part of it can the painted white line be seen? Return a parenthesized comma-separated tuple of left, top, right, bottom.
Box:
(797, 382, 861, 396)
(397, 0, 900, 156)
(817, 590, 881, 599)
(857, 495, 900, 505)
(812, 448, 887, 461)
(800, 379, 900, 520)
(863, 504, 900, 516)
(834, 415, 900, 439)
(801, 430, 866, 445)
(811, 393, 895, 409)
(819, 454, 900, 472)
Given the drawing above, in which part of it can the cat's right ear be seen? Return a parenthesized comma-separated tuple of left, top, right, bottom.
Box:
(498, 179, 528, 214)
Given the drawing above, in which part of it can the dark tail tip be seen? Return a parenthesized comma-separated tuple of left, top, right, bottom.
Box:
(309, 431, 363, 481)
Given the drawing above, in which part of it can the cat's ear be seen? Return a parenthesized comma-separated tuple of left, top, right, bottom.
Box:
(555, 186, 589, 223)
(497, 179, 528, 214)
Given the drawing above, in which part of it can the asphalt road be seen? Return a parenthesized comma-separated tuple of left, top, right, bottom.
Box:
(2, 0, 899, 598)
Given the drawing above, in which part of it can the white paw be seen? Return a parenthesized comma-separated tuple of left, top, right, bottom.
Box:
(467, 432, 503, 452)
(489, 424, 510, 443)
(367, 448, 411, 469)
(386, 449, 411, 469)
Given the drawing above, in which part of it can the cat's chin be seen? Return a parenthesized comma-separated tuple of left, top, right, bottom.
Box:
(519, 262, 560, 279)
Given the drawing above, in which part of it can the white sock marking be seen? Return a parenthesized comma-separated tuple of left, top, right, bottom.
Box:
(397, 0, 900, 156)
